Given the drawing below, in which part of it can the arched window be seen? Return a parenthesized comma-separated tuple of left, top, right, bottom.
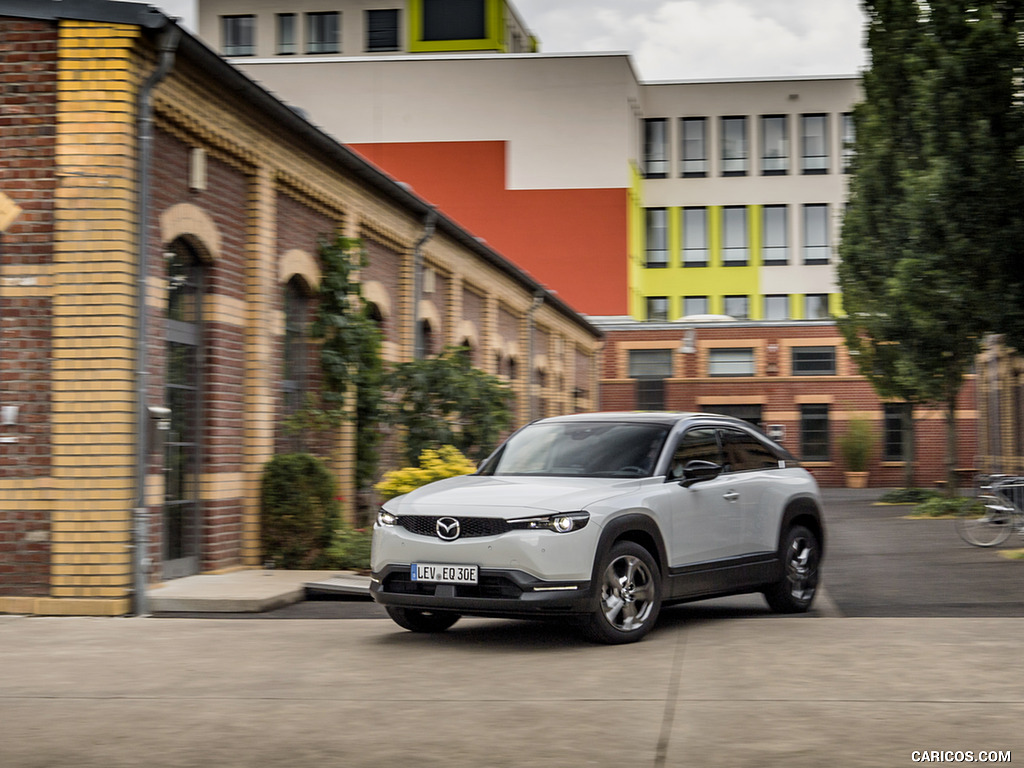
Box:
(164, 238, 204, 580)
(282, 276, 310, 417)
(419, 319, 434, 358)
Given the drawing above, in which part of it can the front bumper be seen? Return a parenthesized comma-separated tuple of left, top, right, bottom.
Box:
(370, 564, 593, 617)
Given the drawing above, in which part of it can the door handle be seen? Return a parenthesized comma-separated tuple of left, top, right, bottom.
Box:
(723, 491, 740, 502)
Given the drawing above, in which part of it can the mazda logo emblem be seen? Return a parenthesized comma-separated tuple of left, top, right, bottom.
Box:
(436, 517, 461, 541)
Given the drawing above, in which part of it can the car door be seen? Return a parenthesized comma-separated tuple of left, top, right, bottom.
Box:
(662, 426, 744, 567)
(718, 427, 785, 555)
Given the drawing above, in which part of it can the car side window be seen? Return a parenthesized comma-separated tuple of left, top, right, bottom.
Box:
(719, 428, 781, 473)
(667, 427, 721, 480)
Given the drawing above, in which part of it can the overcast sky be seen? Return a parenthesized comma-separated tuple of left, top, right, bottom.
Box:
(141, 0, 868, 81)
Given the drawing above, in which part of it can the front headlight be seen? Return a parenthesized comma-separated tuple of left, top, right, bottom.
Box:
(377, 508, 399, 527)
(508, 511, 590, 533)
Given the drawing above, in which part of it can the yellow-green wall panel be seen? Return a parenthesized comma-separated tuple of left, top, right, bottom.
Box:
(408, 0, 506, 52)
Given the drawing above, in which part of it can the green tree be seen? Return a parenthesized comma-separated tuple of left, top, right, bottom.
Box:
(306, 235, 385, 489)
(839, 0, 1024, 490)
(389, 346, 514, 464)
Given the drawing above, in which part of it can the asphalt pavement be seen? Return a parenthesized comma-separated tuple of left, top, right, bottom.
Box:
(1, 488, 1021, 767)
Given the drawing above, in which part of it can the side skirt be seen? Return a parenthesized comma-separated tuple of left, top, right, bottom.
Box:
(665, 553, 779, 602)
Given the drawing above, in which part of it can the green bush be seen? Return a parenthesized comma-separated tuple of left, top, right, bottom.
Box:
(261, 453, 341, 569)
(879, 488, 942, 505)
(375, 445, 477, 501)
(838, 418, 877, 472)
(912, 496, 984, 518)
(327, 525, 372, 571)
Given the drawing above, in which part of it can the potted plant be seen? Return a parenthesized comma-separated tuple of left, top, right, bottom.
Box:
(839, 418, 876, 488)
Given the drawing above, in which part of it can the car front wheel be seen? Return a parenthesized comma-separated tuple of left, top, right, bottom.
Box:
(584, 541, 662, 644)
(764, 525, 820, 613)
(385, 606, 461, 633)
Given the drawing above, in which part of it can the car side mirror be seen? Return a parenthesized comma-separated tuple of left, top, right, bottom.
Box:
(680, 459, 723, 487)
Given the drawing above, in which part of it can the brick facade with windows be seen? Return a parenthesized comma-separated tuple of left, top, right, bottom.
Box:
(0, 4, 600, 615)
(598, 320, 977, 488)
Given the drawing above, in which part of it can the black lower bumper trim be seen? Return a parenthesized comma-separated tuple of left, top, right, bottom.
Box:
(370, 565, 592, 617)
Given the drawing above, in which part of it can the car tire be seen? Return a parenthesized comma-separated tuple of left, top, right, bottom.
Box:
(584, 541, 662, 644)
(764, 525, 820, 613)
(385, 606, 461, 633)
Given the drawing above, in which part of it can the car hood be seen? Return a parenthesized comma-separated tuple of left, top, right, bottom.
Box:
(385, 475, 643, 516)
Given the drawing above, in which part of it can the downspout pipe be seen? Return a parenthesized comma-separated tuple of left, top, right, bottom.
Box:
(132, 24, 181, 617)
(410, 207, 437, 359)
(526, 292, 544, 422)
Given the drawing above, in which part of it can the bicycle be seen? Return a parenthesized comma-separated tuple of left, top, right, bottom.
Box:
(955, 475, 1024, 547)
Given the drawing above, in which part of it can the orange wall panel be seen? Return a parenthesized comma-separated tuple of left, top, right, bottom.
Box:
(350, 141, 627, 315)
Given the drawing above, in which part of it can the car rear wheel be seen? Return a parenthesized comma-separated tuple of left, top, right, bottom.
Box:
(584, 541, 661, 644)
(764, 525, 819, 613)
(385, 606, 461, 633)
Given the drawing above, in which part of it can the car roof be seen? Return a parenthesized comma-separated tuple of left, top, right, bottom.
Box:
(534, 411, 753, 429)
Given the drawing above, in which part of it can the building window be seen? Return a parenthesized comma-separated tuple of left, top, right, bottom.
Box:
(708, 347, 754, 377)
(367, 9, 400, 51)
(792, 346, 836, 375)
(629, 349, 673, 410)
(222, 15, 255, 56)
(764, 294, 789, 321)
(722, 206, 748, 266)
(842, 112, 855, 173)
(761, 115, 788, 175)
(805, 293, 830, 319)
(683, 295, 708, 317)
(283, 278, 310, 415)
(801, 114, 829, 174)
(762, 204, 788, 265)
(645, 208, 668, 267)
(275, 13, 296, 54)
(680, 117, 707, 177)
(307, 11, 340, 53)
(423, 0, 486, 41)
(721, 116, 748, 176)
(723, 295, 749, 320)
(803, 204, 830, 264)
(884, 403, 907, 460)
(709, 406, 764, 431)
(800, 404, 830, 461)
(643, 118, 668, 178)
(682, 207, 707, 267)
(646, 296, 669, 322)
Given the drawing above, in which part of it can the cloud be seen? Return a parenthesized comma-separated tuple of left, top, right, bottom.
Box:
(514, 0, 867, 80)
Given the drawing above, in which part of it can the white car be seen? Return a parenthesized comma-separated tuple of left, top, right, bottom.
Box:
(371, 412, 825, 643)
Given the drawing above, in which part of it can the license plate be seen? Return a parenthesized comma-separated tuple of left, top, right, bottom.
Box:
(411, 563, 479, 584)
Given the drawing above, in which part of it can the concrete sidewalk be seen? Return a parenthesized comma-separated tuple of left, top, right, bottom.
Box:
(147, 569, 371, 613)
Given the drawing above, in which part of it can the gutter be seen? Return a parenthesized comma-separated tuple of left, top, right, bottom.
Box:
(526, 292, 544, 421)
(410, 208, 437, 358)
(131, 22, 182, 617)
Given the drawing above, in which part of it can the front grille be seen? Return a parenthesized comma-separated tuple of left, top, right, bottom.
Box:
(383, 571, 524, 600)
(398, 515, 511, 539)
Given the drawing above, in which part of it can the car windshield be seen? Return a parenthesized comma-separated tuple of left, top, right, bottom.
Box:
(485, 422, 670, 477)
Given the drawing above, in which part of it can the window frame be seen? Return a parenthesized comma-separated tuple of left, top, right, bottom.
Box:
(643, 118, 668, 178)
(791, 346, 837, 376)
(366, 8, 400, 52)
(801, 113, 829, 174)
(803, 203, 830, 265)
(762, 204, 788, 265)
(721, 116, 748, 176)
(221, 14, 256, 56)
(646, 296, 669, 322)
(722, 206, 748, 266)
(804, 293, 830, 320)
(645, 207, 669, 267)
(683, 295, 708, 317)
(723, 295, 749, 320)
(708, 347, 755, 377)
(276, 13, 296, 55)
(306, 11, 340, 54)
(760, 114, 789, 175)
(800, 404, 830, 461)
(680, 117, 707, 177)
(763, 294, 789, 321)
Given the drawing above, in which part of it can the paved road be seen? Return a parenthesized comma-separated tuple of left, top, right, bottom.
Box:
(167, 489, 1024, 621)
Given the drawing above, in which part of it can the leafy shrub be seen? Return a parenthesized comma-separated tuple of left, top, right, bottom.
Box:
(912, 496, 984, 518)
(375, 445, 477, 501)
(838, 418, 876, 472)
(879, 488, 942, 505)
(261, 453, 340, 569)
(327, 526, 372, 571)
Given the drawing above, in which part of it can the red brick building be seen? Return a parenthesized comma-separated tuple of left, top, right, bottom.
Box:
(595, 317, 978, 488)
